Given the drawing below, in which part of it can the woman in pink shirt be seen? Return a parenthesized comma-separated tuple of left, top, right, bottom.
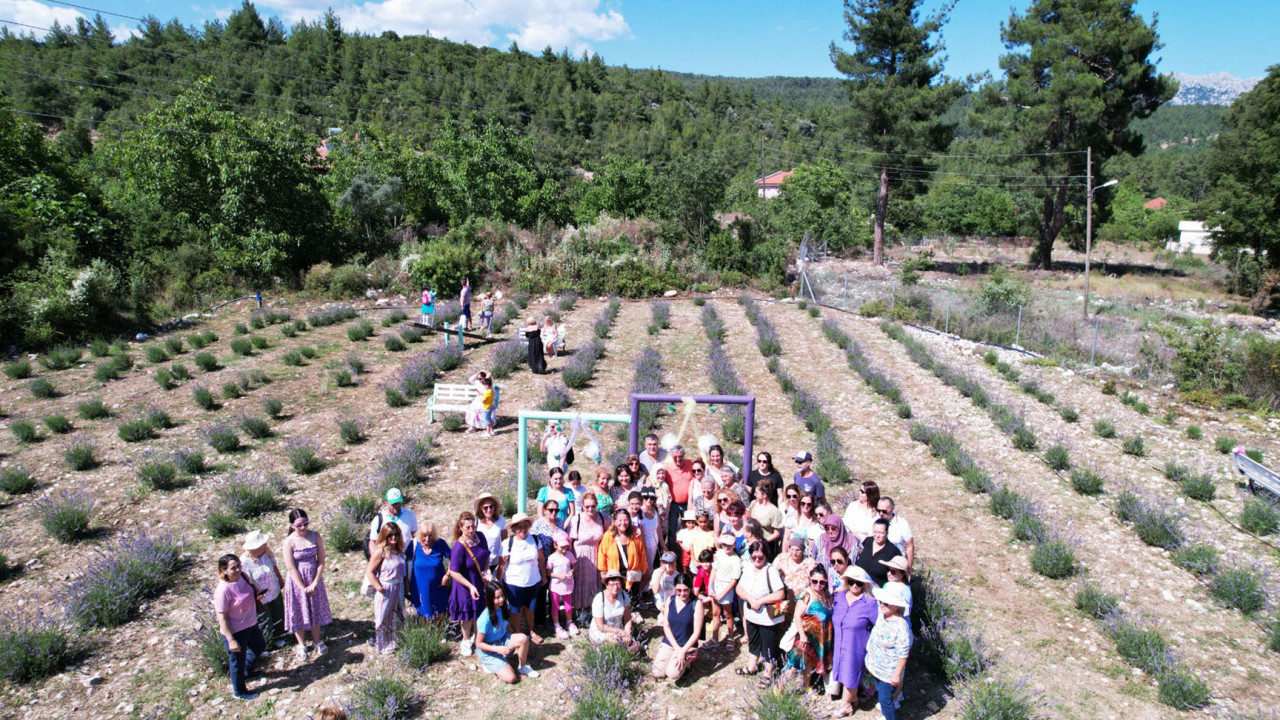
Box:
(214, 554, 267, 701)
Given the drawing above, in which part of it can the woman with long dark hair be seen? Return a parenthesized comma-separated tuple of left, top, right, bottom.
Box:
(475, 582, 538, 683)
(281, 508, 331, 662)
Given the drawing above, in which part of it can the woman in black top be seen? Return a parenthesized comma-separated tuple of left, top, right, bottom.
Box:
(523, 319, 546, 374)
(746, 451, 782, 497)
(651, 573, 703, 681)
(855, 518, 902, 587)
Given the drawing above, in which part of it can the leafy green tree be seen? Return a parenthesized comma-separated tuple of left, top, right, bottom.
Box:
(831, 0, 966, 265)
(974, 0, 1175, 269)
(774, 160, 869, 252)
(658, 156, 728, 242)
(434, 120, 538, 224)
(918, 180, 1016, 236)
(106, 78, 333, 284)
(576, 155, 654, 225)
(337, 171, 405, 246)
(1206, 65, 1280, 264)
(225, 1, 269, 45)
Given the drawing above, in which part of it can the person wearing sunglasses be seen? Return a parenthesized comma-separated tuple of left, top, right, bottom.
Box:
(877, 497, 914, 575)
(651, 572, 703, 681)
(746, 451, 782, 495)
(690, 465, 718, 518)
(782, 491, 821, 557)
(780, 485, 802, 526)
(817, 515, 857, 584)
(831, 565, 878, 718)
(781, 566, 834, 689)
(736, 541, 787, 679)
(791, 450, 826, 503)
(281, 508, 332, 662)
(474, 492, 507, 574)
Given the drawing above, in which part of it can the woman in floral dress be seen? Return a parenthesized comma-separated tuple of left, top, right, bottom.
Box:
(568, 492, 605, 619)
(783, 566, 834, 687)
(282, 508, 332, 662)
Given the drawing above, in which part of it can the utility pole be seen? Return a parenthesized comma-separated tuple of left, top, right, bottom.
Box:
(759, 133, 767, 215)
(1084, 145, 1092, 320)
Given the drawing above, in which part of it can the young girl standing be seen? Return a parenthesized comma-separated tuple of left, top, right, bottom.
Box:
(547, 532, 578, 638)
(706, 533, 741, 647)
(421, 288, 436, 327)
(282, 508, 332, 662)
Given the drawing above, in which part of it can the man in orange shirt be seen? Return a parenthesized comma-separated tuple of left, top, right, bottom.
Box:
(664, 445, 696, 561)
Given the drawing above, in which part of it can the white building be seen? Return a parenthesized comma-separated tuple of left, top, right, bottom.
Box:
(1165, 221, 1216, 255)
(755, 169, 794, 200)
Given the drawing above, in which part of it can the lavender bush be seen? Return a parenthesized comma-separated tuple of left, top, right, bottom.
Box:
(1114, 486, 1185, 550)
(285, 438, 325, 475)
(203, 422, 241, 453)
(739, 297, 780, 357)
(61, 434, 99, 471)
(593, 297, 622, 339)
(703, 306, 748, 444)
(0, 466, 36, 495)
(629, 346, 666, 432)
(489, 337, 526, 380)
(650, 301, 670, 331)
(65, 530, 183, 628)
(371, 433, 435, 495)
(214, 471, 289, 519)
(562, 338, 604, 389)
(556, 291, 579, 312)
(0, 611, 83, 683)
(37, 490, 94, 542)
(539, 382, 573, 412)
(345, 672, 418, 720)
(307, 304, 357, 327)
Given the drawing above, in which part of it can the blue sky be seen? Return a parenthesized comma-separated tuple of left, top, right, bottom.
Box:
(3, 0, 1275, 80)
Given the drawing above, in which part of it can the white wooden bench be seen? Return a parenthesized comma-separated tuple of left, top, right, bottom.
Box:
(426, 383, 501, 423)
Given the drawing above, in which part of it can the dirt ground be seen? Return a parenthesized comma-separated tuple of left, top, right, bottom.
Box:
(1, 288, 1277, 720)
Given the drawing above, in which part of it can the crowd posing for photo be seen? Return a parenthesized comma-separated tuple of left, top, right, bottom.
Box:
(212, 437, 917, 718)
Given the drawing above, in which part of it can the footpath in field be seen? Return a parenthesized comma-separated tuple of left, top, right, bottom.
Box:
(820, 306, 1280, 713)
(759, 301, 1177, 719)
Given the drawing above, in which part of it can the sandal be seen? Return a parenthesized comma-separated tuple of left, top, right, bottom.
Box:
(735, 667, 759, 677)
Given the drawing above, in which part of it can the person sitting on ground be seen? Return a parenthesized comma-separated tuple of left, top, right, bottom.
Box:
(590, 570, 636, 649)
(651, 572, 703, 682)
(792, 451, 826, 502)
(475, 581, 539, 683)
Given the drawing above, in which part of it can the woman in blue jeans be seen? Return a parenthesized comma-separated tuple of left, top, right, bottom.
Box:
(214, 554, 267, 701)
(865, 583, 913, 720)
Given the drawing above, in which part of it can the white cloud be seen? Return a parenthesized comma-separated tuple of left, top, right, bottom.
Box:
(258, 0, 630, 54)
(0, 0, 84, 32)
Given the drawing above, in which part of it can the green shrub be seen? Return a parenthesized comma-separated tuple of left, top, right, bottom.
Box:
(398, 616, 451, 669)
(88, 339, 110, 357)
(988, 486, 1024, 520)
(286, 439, 324, 475)
(282, 349, 304, 366)
(118, 419, 155, 443)
(205, 507, 243, 537)
(384, 335, 406, 352)
(1074, 584, 1120, 619)
(92, 360, 119, 383)
(229, 337, 253, 356)
(1044, 444, 1071, 472)
(1059, 407, 1079, 423)
(36, 490, 94, 542)
(1122, 436, 1146, 457)
(338, 417, 366, 445)
(1185, 425, 1202, 440)
(154, 368, 175, 390)
(76, 398, 110, 420)
(347, 320, 374, 342)
(1270, 621, 1280, 654)
(1093, 419, 1116, 438)
(0, 614, 83, 684)
(238, 415, 272, 440)
(185, 333, 208, 350)
(348, 674, 416, 720)
(249, 314, 265, 330)
(249, 335, 268, 350)
(220, 381, 243, 399)
(0, 467, 36, 495)
(193, 352, 219, 372)
(1247, 449, 1264, 462)
(1029, 538, 1076, 578)
(1178, 473, 1216, 502)
(144, 346, 169, 364)
(262, 397, 284, 419)
(1215, 436, 1237, 454)
(40, 346, 84, 370)
(331, 368, 355, 387)
(1101, 379, 1117, 395)
(62, 436, 98, 470)
(192, 384, 218, 410)
(1240, 497, 1280, 536)
(175, 448, 207, 475)
(1170, 543, 1218, 576)
(234, 322, 249, 335)
(440, 412, 466, 432)
(957, 675, 1037, 720)
(4, 360, 32, 379)
(1155, 668, 1211, 710)
(170, 363, 191, 381)
(1133, 401, 1150, 415)
(10, 419, 39, 444)
(42, 415, 71, 434)
(1109, 617, 1167, 670)
(400, 326, 423, 343)
(137, 458, 181, 491)
(204, 424, 240, 453)
(326, 512, 363, 552)
(164, 337, 184, 354)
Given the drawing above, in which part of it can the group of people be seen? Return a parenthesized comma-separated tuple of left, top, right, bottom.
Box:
(521, 316, 565, 375)
(212, 438, 919, 719)
(419, 278, 497, 334)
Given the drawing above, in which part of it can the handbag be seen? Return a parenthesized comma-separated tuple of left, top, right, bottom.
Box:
(779, 622, 799, 652)
(762, 567, 787, 620)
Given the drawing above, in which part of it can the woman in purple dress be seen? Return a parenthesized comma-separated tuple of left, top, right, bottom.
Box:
(831, 565, 879, 717)
(282, 508, 332, 663)
(447, 510, 491, 657)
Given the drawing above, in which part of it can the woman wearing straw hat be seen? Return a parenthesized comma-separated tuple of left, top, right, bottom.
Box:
(831, 566, 878, 718)
(240, 530, 286, 647)
(589, 569, 635, 648)
(498, 512, 547, 644)
(865, 584, 912, 720)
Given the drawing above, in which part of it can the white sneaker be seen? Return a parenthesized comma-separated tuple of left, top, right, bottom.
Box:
(315, 641, 329, 656)
(517, 664, 539, 678)
(460, 640, 473, 657)
(295, 646, 307, 662)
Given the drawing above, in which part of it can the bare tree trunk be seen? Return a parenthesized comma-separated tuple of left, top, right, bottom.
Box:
(1035, 180, 1071, 270)
(873, 165, 889, 266)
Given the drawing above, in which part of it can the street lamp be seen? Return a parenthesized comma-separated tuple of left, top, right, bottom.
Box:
(1084, 178, 1119, 319)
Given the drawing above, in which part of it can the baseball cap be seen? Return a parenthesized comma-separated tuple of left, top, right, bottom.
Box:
(793, 451, 813, 463)
(385, 488, 404, 504)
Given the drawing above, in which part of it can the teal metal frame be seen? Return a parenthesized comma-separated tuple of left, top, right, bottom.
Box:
(516, 410, 632, 514)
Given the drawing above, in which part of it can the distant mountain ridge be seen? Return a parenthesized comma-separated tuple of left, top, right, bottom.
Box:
(1171, 73, 1260, 106)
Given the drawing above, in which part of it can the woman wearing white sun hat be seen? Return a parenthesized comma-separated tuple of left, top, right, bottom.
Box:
(866, 583, 912, 720)
(240, 530, 286, 647)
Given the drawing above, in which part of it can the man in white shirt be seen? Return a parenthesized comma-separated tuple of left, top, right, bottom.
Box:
(639, 433, 667, 476)
(877, 497, 914, 571)
(369, 487, 418, 558)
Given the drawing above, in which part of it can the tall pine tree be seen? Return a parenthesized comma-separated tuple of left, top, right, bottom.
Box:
(831, 0, 965, 265)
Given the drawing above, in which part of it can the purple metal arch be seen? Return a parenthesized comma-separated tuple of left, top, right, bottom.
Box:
(628, 393, 755, 467)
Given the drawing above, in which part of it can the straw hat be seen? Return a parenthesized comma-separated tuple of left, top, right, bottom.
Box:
(873, 584, 910, 608)
(508, 512, 532, 528)
(603, 569, 624, 582)
(880, 556, 911, 573)
(841, 565, 873, 587)
(682, 509, 698, 522)
(242, 530, 271, 551)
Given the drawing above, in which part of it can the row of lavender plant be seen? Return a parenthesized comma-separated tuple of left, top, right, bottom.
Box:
(384, 342, 464, 407)
(700, 304, 748, 445)
(820, 317, 913, 419)
(630, 345, 666, 434)
(882, 322, 1040, 451)
(739, 298, 850, 484)
(560, 297, 621, 390)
